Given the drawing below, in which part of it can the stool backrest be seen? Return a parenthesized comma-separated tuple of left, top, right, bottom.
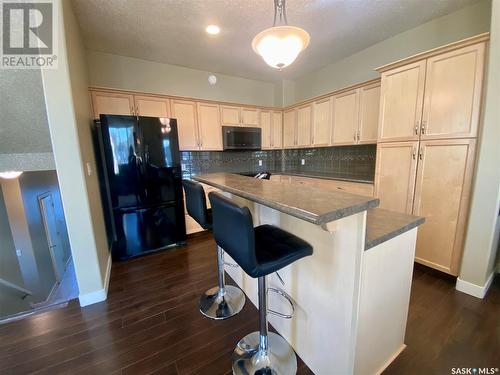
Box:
(182, 180, 211, 229)
(208, 192, 257, 274)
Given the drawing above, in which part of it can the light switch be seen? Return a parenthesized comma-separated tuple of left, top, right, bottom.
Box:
(258, 160, 263, 166)
(86, 162, 92, 176)
(301, 159, 305, 165)
(16, 249, 21, 257)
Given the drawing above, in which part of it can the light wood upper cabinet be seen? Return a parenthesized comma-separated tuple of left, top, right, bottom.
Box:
(312, 98, 332, 147)
(241, 108, 259, 126)
(374, 141, 419, 214)
(220, 105, 241, 125)
(420, 43, 484, 140)
(283, 109, 297, 148)
(197, 103, 222, 151)
(171, 99, 199, 151)
(134, 95, 170, 118)
(260, 111, 272, 149)
(221, 106, 260, 127)
(296, 105, 312, 147)
(91, 91, 134, 119)
(332, 90, 359, 145)
(378, 61, 426, 142)
(412, 139, 476, 275)
(358, 83, 380, 143)
(272, 111, 283, 149)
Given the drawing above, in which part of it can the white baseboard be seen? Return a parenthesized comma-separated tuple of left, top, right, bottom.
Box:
(78, 252, 112, 307)
(456, 271, 495, 299)
(103, 252, 112, 295)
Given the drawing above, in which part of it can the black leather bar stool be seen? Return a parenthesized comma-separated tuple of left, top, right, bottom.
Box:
(208, 192, 313, 375)
(182, 180, 245, 320)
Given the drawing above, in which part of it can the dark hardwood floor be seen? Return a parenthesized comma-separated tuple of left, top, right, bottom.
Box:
(0, 233, 498, 374)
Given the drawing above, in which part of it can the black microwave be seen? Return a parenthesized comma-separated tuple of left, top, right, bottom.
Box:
(222, 126, 261, 150)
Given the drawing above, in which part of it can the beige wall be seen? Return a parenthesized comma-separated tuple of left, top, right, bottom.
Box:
(1, 179, 48, 300)
(291, 0, 492, 104)
(459, 0, 500, 289)
(87, 51, 277, 107)
(41, 0, 110, 304)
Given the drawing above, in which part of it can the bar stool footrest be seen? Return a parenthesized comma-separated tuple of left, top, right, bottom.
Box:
(267, 287, 295, 319)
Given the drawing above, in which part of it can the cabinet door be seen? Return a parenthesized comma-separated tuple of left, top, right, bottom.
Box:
(296, 105, 312, 148)
(197, 103, 222, 150)
(374, 142, 419, 214)
(421, 43, 485, 140)
(241, 108, 259, 126)
(283, 109, 297, 148)
(312, 98, 332, 147)
(378, 61, 426, 142)
(220, 105, 241, 125)
(91, 91, 134, 119)
(272, 111, 283, 149)
(171, 100, 199, 151)
(134, 95, 170, 118)
(260, 111, 272, 149)
(332, 90, 359, 145)
(413, 139, 476, 275)
(358, 83, 380, 144)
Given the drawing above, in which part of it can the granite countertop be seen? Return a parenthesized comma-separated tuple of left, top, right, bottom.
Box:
(365, 208, 425, 250)
(186, 170, 374, 184)
(194, 173, 379, 225)
(277, 170, 374, 184)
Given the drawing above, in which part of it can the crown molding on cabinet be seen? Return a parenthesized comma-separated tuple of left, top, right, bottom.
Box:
(375, 32, 490, 73)
(88, 86, 278, 111)
(282, 78, 381, 111)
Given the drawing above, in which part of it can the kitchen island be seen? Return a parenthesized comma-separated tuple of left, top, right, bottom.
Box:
(193, 173, 424, 375)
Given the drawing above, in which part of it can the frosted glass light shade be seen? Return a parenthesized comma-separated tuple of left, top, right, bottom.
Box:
(252, 26, 310, 70)
(0, 171, 22, 179)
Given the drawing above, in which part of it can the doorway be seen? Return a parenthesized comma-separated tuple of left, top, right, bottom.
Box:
(38, 193, 65, 282)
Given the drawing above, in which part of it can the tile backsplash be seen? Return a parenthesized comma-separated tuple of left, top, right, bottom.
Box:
(282, 144, 376, 181)
(181, 144, 376, 182)
(181, 150, 282, 179)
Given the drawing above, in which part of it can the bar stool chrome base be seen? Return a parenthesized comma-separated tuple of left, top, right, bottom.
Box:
(232, 332, 297, 375)
(199, 285, 245, 320)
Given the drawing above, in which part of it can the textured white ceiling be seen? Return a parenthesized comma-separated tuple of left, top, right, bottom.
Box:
(0, 69, 52, 155)
(73, 0, 480, 81)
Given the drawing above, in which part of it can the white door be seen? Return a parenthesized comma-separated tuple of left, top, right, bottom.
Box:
(39, 194, 65, 282)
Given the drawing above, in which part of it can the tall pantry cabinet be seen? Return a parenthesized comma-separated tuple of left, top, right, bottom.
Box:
(374, 37, 486, 276)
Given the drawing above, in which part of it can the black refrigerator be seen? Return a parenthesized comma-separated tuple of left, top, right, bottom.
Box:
(95, 115, 186, 260)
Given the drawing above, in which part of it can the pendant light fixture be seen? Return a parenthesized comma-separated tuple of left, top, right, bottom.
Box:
(0, 171, 22, 179)
(252, 0, 310, 70)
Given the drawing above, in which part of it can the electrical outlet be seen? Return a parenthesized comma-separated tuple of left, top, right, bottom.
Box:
(258, 160, 263, 166)
(301, 159, 305, 165)
(16, 249, 21, 257)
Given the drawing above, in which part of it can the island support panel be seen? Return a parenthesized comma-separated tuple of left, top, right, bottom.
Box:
(222, 193, 416, 375)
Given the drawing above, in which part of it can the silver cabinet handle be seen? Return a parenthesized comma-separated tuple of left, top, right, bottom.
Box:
(130, 106, 134, 115)
(419, 148, 424, 160)
(353, 131, 357, 141)
(136, 106, 139, 116)
(357, 131, 360, 141)
(412, 147, 416, 160)
(415, 120, 420, 135)
(421, 121, 426, 135)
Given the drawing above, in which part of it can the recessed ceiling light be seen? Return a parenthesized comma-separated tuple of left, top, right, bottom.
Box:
(206, 25, 220, 35)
